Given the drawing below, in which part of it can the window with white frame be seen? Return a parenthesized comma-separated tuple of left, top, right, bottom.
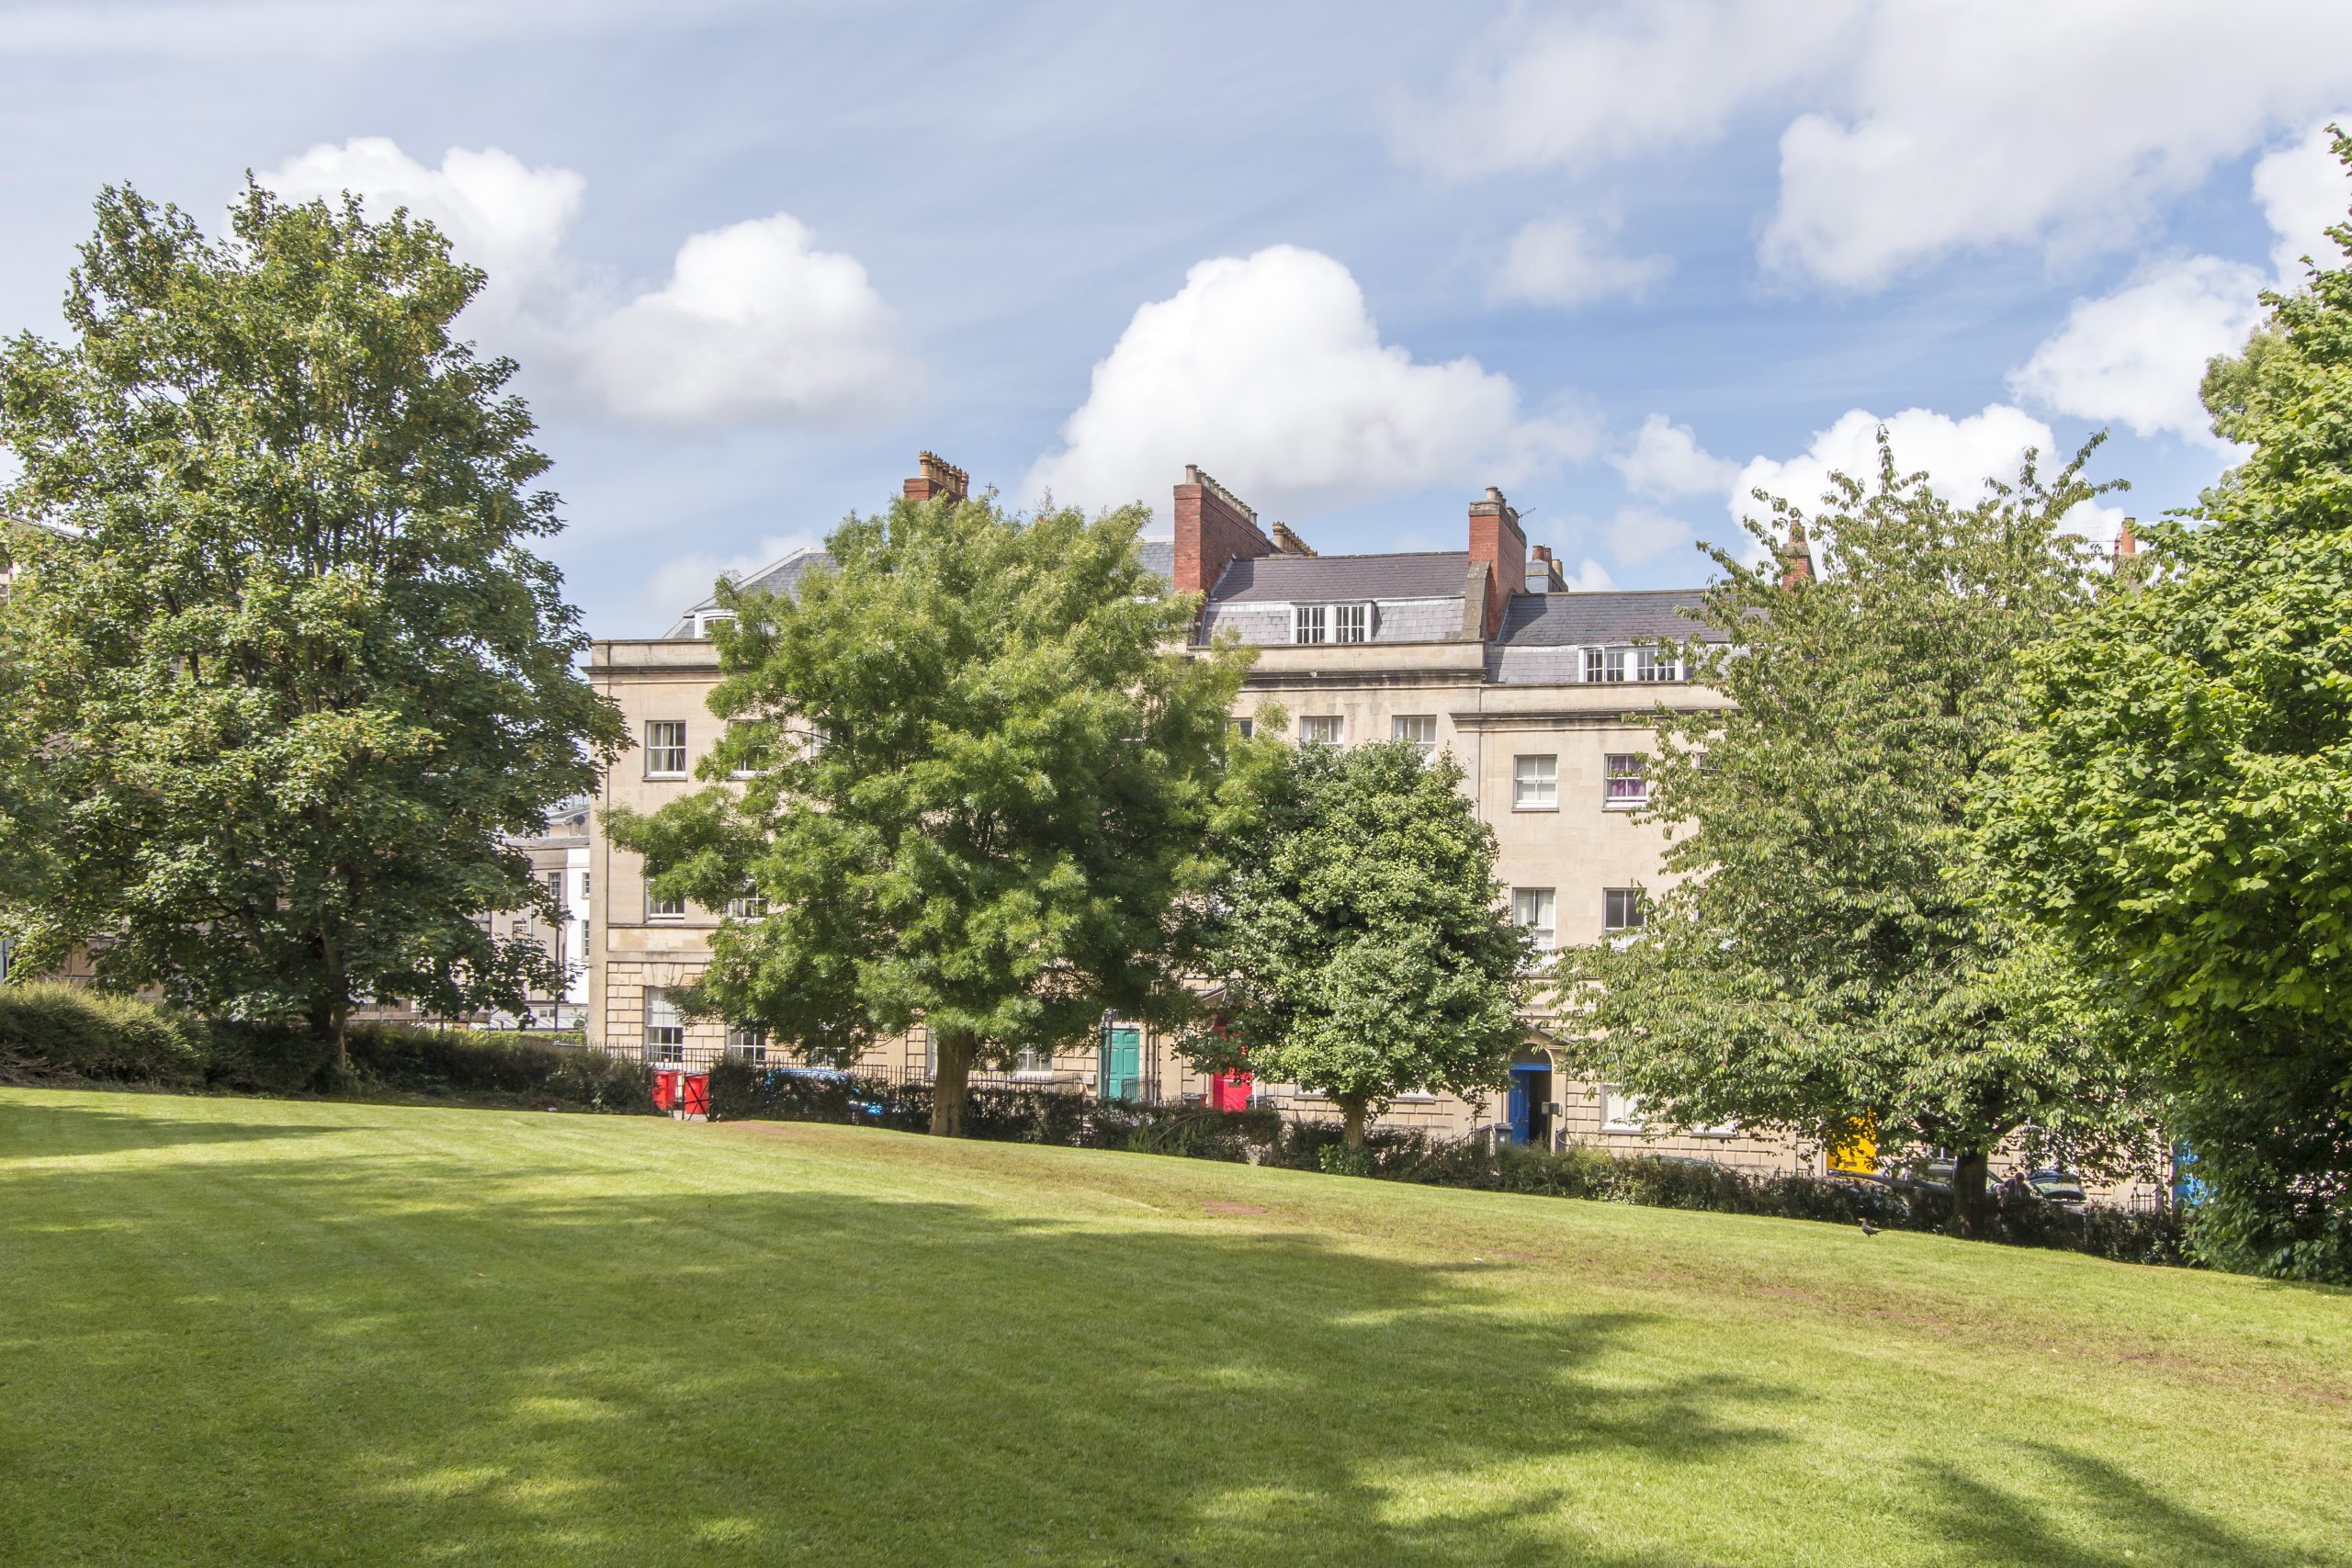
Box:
(1230, 716, 1254, 739)
(1511, 887, 1557, 953)
(727, 893, 768, 920)
(1600, 1084, 1648, 1133)
(1585, 647, 1627, 683)
(1604, 887, 1646, 933)
(644, 720, 688, 777)
(1013, 1043, 1055, 1077)
(1634, 648, 1680, 682)
(1603, 753, 1648, 807)
(1331, 603, 1371, 643)
(694, 612, 735, 639)
(1294, 604, 1327, 645)
(643, 989, 685, 1061)
(646, 886, 684, 921)
(1392, 715, 1437, 757)
(725, 1021, 768, 1063)
(1299, 715, 1345, 746)
(1513, 754, 1558, 809)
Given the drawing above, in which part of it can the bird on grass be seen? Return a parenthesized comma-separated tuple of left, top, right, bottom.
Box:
(1858, 1217, 1880, 1236)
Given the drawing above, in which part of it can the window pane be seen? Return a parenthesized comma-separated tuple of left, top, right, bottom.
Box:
(644, 988, 684, 1061)
(1583, 647, 1604, 682)
(1301, 715, 1344, 745)
(1392, 715, 1437, 755)
(1513, 754, 1558, 807)
(1294, 604, 1326, 644)
(647, 888, 684, 919)
(726, 1021, 767, 1062)
(1334, 603, 1369, 643)
(1604, 753, 1648, 805)
(1512, 887, 1557, 952)
(1604, 888, 1646, 931)
(1635, 648, 1679, 682)
(727, 894, 767, 919)
(645, 720, 687, 775)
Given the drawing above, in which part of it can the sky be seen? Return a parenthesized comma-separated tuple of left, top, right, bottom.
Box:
(3, 0, 2349, 636)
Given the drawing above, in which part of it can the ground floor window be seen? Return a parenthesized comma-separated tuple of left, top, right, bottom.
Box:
(1013, 1043, 1054, 1077)
(644, 988, 685, 1062)
(726, 1022, 768, 1064)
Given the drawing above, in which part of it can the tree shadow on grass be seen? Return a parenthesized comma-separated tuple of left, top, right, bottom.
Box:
(0, 1095, 371, 1156)
(1909, 1443, 2328, 1568)
(5, 1141, 1793, 1567)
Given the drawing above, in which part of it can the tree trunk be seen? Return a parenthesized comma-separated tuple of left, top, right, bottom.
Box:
(1952, 1149, 1992, 1235)
(1340, 1098, 1369, 1152)
(931, 1030, 977, 1137)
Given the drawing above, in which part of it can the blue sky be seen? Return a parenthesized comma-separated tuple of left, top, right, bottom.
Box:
(4, 0, 2349, 634)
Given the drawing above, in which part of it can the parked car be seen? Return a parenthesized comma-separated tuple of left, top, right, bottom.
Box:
(2014, 1168, 2088, 1213)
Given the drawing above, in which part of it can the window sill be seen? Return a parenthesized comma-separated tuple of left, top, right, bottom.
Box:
(644, 773, 688, 783)
(1602, 800, 1645, 811)
(1511, 803, 1559, 813)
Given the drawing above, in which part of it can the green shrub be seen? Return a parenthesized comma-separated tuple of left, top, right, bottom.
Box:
(0, 983, 206, 1084)
(195, 1021, 659, 1111)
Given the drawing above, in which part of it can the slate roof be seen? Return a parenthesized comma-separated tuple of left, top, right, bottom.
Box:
(1494, 589, 1727, 646)
(663, 547, 835, 637)
(1207, 551, 1472, 604)
(1137, 536, 1174, 584)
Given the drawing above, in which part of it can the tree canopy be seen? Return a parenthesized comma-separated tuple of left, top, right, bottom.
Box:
(605, 489, 1252, 1135)
(0, 183, 622, 1056)
(1979, 134, 2352, 1281)
(1557, 438, 2154, 1213)
(1182, 737, 1531, 1151)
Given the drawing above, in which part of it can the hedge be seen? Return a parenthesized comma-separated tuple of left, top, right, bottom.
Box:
(0, 984, 206, 1085)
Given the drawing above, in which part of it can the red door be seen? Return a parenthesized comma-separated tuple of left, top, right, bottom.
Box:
(1209, 1070, 1253, 1111)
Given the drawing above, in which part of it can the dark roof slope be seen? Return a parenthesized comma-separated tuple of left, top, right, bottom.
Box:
(1495, 589, 1727, 646)
(1137, 536, 1174, 584)
(1207, 551, 1472, 604)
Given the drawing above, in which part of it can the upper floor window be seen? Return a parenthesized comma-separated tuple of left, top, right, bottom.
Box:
(1604, 753, 1648, 807)
(1585, 647, 1623, 683)
(1331, 603, 1370, 643)
(1294, 604, 1327, 645)
(1230, 716, 1255, 739)
(1295, 603, 1372, 644)
(1635, 648, 1681, 682)
(1604, 887, 1646, 934)
(1513, 754, 1558, 809)
(694, 612, 735, 639)
(1511, 887, 1557, 953)
(1392, 715, 1437, 757)
(727, 894, 768, 920)
(647, 888, 685, 921)
(644, 720, 688, 777)
(1299, 715, 1345, 746)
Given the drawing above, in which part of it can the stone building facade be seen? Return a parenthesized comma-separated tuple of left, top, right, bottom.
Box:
(583, 454, 1820, 1174)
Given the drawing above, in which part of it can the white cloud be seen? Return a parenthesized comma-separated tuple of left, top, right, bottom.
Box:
(1611, 413, 1738, 499)
(1559, 556, 1618, 592)
(2008, 257, 2265, 448)
(255, 139, 912, 430)
(1408, 1, 2352, 289)
(2254, 118, 2352, 280)
(577, 216, 916, 425)
(1763, 6, 2352, 288)
(1398, 0, 1860, 177)
(1025, 245, 1592, 516)
(1490, 213, 1671, 308)
(642, 531, 822, 626)
(260, 139, 582, 306)
(1604, 505, 1697, 567)
(1736, 403, 2124, 547)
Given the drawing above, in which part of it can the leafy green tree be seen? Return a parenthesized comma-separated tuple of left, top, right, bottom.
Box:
(0, 183, 623, 1062)
(1979, 135, 2352, 1281)
(1181, 737, 1532, 1152)
(605, 490, 1252, 1136)
(1558, 439, 2154, 1221)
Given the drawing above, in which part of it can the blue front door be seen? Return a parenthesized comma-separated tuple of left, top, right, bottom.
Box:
(1507, 1069, 1532, 1144)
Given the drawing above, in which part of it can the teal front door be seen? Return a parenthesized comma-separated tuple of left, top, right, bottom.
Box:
(1100, 1025, 1142, 1101)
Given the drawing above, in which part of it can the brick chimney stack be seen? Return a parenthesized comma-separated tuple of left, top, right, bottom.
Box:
(1467, 485, 1525, 637)
(1172, 464, 1273, 596)
(1270, 522, 1317, 557)
(2115, 517, 2138, 559)
(1527, 544, 1566, 592)
(1780, 517, 1815, 588)
(904, 450, 969, 504)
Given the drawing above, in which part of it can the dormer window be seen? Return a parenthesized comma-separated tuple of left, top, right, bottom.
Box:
(1295, 603, 1372, 645)
(694, 612, 735, 639)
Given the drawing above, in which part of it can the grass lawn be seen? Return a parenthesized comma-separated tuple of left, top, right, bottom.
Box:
(2, 1089, 2346, 1567)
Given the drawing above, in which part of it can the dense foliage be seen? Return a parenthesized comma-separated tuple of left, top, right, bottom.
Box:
(0, 982, 205, 1084)
(1558, 437, 2157, 1218)
(1182, 739, 1531, 1149)
(1981, 134, 2352, 1282)
(605, 490, 1251, 1134)
(0, 183, 622, 1061)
